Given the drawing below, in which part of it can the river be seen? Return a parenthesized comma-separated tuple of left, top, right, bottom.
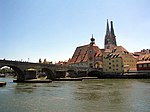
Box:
(0, 78, 150, 112)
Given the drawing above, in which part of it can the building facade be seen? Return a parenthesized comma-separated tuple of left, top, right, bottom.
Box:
(103, 46, 137, 73)
(68, 35, 103, 69)
(134, 49, 150, 71)
(137, 61, 150, 72)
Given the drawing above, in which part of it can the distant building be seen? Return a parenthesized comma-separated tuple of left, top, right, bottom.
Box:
(135, 49, 150, 71)
(68, 35, 103, 69)
(134, 49, 150, 56)
(103, 46, 137, 73)
(137, 61, 150, 72)
(104, 20, 117, 50)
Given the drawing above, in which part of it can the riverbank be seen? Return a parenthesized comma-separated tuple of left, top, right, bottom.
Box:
(52, 77, 83, 81)
(13, 79, 52, 83)
(98, 74, 150, 79)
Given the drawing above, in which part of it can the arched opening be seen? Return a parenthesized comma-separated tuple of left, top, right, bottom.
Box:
(66, 70, 77, 78)
(40, 68, 55, 79)
(25, 68, 37, 80)
(0, 65, 24, 81)
(88, 70, 102, 77)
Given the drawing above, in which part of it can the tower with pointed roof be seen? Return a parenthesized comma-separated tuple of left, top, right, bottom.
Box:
(104, 20, 117, 50)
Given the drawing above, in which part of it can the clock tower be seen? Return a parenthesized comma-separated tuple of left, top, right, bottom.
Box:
(88, 34, 95, 68)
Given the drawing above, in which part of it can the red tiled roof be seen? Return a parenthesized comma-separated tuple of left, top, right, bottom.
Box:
(68, 44, 102, 64)
(112, 46, 129, 53)
(139, 54, 150, 61)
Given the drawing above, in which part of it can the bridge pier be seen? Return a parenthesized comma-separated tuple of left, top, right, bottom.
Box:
(16, 73, 25, 81)
(77, 71, 87, 77)
(55, 71, 66, 78)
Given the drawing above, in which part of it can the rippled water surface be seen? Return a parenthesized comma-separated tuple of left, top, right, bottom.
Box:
(0, 78, 150, 112)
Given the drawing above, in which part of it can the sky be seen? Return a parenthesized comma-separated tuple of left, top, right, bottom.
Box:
(0, 0, 150, 63)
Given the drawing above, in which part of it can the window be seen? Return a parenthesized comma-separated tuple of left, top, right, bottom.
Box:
(112, 60, 114, 62)
(109, 67, 111, 69)
(138, 65, 142, 68)
(143, 64, 147, 67)
(109, 63, 111, 65)
(116, 69, 118, 71)
(89, 50, 92, 54)
(113, 65, 115, 67)
(116, 64, 118, 67)
(116, 60, 118, 62)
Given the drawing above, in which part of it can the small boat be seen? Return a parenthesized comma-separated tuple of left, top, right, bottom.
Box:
(0, 82, 6, 87)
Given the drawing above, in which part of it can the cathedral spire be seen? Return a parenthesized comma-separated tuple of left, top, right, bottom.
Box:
(104, 20, 117, 50)
(106, 19, 110, 35)
(110, 21, 115, 36)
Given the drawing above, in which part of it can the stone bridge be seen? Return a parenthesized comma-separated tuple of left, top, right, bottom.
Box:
(0, 60, 102, 81)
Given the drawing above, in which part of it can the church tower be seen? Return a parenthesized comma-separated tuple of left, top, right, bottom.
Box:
(104, 20, 117, 50)
(88, 34, 95, 68)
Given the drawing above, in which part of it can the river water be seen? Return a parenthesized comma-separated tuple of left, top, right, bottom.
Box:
(0, 78, 150, 112)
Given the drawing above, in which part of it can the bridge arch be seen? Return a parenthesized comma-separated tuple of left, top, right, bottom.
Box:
(41, 68, 55, 79)
(0, 65, 25, 81)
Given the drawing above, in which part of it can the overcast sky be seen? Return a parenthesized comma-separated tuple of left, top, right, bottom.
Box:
(0, 0, 150, 62)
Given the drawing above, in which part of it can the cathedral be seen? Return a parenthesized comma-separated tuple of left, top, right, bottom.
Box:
(104, 20, 117, 50)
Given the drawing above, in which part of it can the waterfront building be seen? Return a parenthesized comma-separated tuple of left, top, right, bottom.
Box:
(135, 49, 150, 71)
(104, 20, 117, 50)
(103, 46, 137, 73)
(68, 35, 103, 69)
(137, 61, 150, 72)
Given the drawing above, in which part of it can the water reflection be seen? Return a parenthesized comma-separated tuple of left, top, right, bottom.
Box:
(14, 83, 37, 94)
